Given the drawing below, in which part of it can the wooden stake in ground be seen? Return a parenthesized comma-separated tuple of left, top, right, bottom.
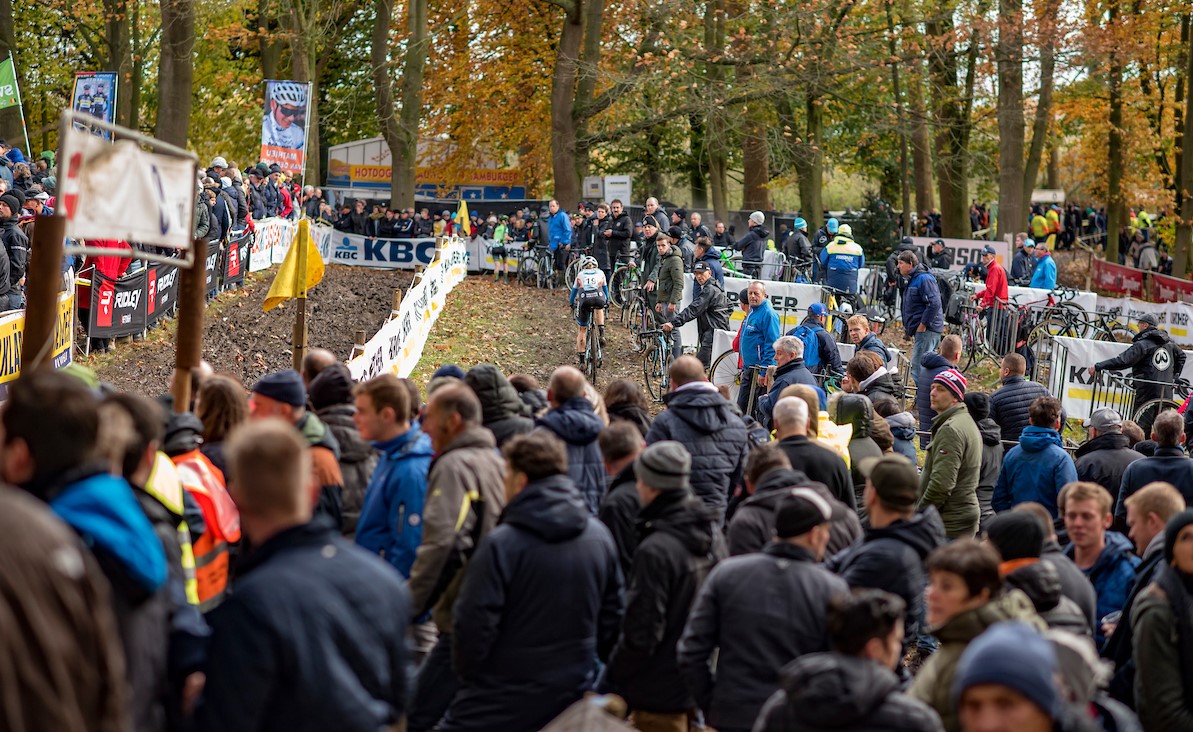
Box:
(292, 228, 309, 372)
(19, 214, 66, 371)
(172, 238, 208, 413)
(263, 220, 325, 371)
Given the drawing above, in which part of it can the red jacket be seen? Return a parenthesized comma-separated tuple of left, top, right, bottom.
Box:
(978, 259, 1009, 309)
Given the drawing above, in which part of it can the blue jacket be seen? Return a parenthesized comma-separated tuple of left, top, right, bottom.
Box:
(857, 332, 892, 366)
(991, 426, 1078, 517)
(887, 412, 918, 463)
(354, 425, 433, 578)
(548, 210, 572, 251)
(50, 470, 168, 594)
(756, 357, 826, 429)
(739, 299, 781, 368)
(915, 352, 955, 448)
(195, 522, 411, 732)
(538, 398, 607, 514)
(1030, 252, 1057, 290)
(902, 266, 944, 337)
(1064, 531, 1139, 647)
(445, 474, 622, 732)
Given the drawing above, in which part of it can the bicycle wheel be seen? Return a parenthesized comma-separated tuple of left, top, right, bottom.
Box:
(1133, 398, 1179, 434)
(565, 258, 581, 287)
(1097, 325, 1135, 344)
(708, 349, 741, 399)
(609, 268, 629, 308)
(585, 326, 599, 386)
(1060, 303, 1090, 338)
(643, 343, 666, 401)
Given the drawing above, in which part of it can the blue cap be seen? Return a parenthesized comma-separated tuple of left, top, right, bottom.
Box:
(433, 364, 466, 380)
(827, 218, 839, 234)
(954, 622, 1061, 718)
(252, 369, 307, 407)
(808, 302, 828, 316)
(794, 217, 807, 230)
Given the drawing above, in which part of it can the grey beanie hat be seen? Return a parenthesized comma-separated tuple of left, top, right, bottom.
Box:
(635, 441, 691, 491)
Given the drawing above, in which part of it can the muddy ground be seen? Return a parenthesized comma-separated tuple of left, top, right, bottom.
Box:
(92, 266, 414, 394)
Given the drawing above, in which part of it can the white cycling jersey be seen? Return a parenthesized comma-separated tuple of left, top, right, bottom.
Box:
(262, 113, 306, 150)
(573, 268, 607, 293)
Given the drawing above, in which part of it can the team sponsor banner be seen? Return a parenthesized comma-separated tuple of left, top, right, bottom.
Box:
(1153, 273, 1193, 304)
(145, 264, 180, 326)
(89, 268, 148, 338)
(326, 231, 442, 269)
(676, 274, 822, 351)
(910, 237, 1009, 271)
(347, 237, 469, 381)
(1049, 335, 1193, 420)
(1094, 297, 1193, 347)
(1092, 258, 1146, 298)
(204, 246, 220, 295)
(223, 231, 251, 287)
(70, 71, 117, 138)
(0, 290, 76, 399)
(0, 55, 29, 155)
(259, 80, 310, 173)
(58, 123, 197, 250)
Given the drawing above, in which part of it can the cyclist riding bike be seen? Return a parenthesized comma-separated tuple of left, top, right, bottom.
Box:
(571, 256, 609, 365)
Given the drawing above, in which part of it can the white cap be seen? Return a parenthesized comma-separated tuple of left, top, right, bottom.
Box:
(220, 176, 232, 188)
(211, 156, 228, 168)
(749, 211, 765, 225)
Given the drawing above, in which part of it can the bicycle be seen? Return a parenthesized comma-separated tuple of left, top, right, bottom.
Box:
(707, 352, 766, 416)
(609, 252, 640, 308)
(516, 245, 540, 287)
(564, 247, 593, 287)
(535, 247, 556, 289)
(641, 329, 674, 402)
(1132, 378, 1191, 434)
(955, 303, 1000, 371)
(581, 308, 604, 386)
(1011, 287, 1086, 338)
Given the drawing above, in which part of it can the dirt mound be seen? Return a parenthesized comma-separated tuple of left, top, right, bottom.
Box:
(91, 266, 413, 395)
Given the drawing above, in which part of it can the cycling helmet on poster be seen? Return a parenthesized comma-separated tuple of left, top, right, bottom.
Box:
(582, 256, 598, 270)
(269, 82, 307, 107)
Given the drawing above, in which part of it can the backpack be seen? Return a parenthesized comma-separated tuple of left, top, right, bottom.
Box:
(791, 323, 825, 370)
(931, 272, 962, 325)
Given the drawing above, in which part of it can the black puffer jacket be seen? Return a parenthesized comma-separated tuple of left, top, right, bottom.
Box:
(537, 399, 607, 515)
(727, 468, 861, 557)
(1004, 560, 1090, 637)
(755, 653, 945, 732)
(316, 405, 378, 536)
(733, 225, 770, 266)
(445, 474, 623, 732)
(607, 491, 721, 714)
(829, 508, 947, 649)
(678, 542, 849, 730)
(989, 375, 1055, 444)
(465, 364, 534, 447)
(1075, 432, 1143, 498)
(646, 386, 749, 521)
(834, 394, 883, 520)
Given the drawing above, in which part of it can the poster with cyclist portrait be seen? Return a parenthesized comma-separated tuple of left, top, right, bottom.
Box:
(259, 80, 311, 175)
(71, 72, 117, 139)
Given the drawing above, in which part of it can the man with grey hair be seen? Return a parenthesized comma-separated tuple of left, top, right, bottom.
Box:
(774, 396, 854, 509)
(689, 211, 711, 241)
(757, 336, 825, 428)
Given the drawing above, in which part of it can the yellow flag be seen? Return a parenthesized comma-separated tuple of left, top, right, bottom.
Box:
(264, 219, 325, 312)
(456, 199, 471, 236)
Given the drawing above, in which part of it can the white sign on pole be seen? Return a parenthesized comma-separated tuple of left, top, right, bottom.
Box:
(59, 125, 197, 250)
(604, 175, 633, 204)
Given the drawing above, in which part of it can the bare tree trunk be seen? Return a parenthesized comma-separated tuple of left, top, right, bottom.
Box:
(1106, 0, 1124, 262)
(996, 0, 1024, 241)
(548, 1, 583, 208)
(105, 0, 133, 126)
(688, 114, 708, 208)
(927, 0, 972, 238)
(705, 0, 729, 221)
(794, 92, 824, 230)
(1175, 16, 1189, 218)
(908, 68, 934, 216)
(0, 0, 14, 56)
(740, 90, 770, 211)
(155, 0, 194, 146)
(289, 40, 320, 184)
(1023, 22, 1055, 201)
(372, 0, 426, 209)
(258, 0, 283, 81)
(1173, 12, 1193, 275)
(129, 0, 141, 130)
(1046, 141, 1060, 189)
(885, 0, 911, 236)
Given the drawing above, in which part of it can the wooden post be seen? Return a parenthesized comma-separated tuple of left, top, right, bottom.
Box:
(391, 288, 402, 316)
(20, 215, 66, 371)
(351, 329, 366, 360)
(1086, 247, 1094, 292)
(291, 221, 311, 372)
(172, 238, 207, 413)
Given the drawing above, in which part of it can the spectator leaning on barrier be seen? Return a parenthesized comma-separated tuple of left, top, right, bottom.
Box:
(1030, 242, 1058, 290)
(662, 260, 729, 369)
(733, 211, 769, 279)
(1011, 238, 1037, 285)
(737, 280, 782, 419)
(897, 250, 943, 382)
(820, 223, 865, 294)
(1090, 313, 1185, 435)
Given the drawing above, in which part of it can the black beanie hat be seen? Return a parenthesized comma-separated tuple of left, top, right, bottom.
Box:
(308, 363, 354, 411)
(964, 392, 991, 421)
(985, 511, 1045, 561)
(1164, 510, 1193, 565)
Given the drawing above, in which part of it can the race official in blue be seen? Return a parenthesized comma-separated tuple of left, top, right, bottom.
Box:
(547, 198, 573, 276)
(738, 281, 782, 418)
(818, 223, 865, 294)
(1030, 244, 1058, 290)
(353, 374, 432, 579)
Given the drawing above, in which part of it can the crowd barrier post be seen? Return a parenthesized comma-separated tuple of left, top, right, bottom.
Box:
(173, 238, 208, 413)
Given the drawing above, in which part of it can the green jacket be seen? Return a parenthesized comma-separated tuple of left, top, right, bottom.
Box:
(656, 248, 684, 304)
(918, 402, 982, 539)
(1132, 583, 1193, 731)
(908, 590, 1042, 732)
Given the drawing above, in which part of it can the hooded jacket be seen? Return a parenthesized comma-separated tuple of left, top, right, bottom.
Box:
(739, 298, 782, 368)
(974, 416, 1003, 521)
(444, 475, 623, 732)
(0, 215, 28, 290)
(465, 364, 534, 448)
(670, 277, 730, 337)
(1042, 539, 1099, 629)
(834, 394, 884, 518)
(989, 375, 1056, 444)
(919, 403, 982, 539)
(755, 653, 945, 732)
(1011, 247, 1035, 284)
(1030, 251, 1057, 289)
(1116, 446, 1193, 525)
(829, 508, 947, 647)
(311, 363, 379, 535)
(655, 247, 685, 304)
(1064, 531, 1140, 646)
(1075, 431, 1143, 501)
(887, 411, 918, 462)
(297, 412, 345, 529)
(820, 232, 866, 293)
(354, 425, 433, 578)
(599, 462, 640, 578)
(678, 542, 849, 730)
(733, 224, 770, 266)
(1130, 570, 1193, 731)
(194, 522, 411, 732)
(728, 468, 861, 558)
(902, 265, 943, 337)
(538, 398, 607, 515)
(1004, 559, 1091, 636)
(992, 426, 1078, 517)
(1095, 327, 1186, 405)
(646, 386, 749, 520)
(757, 357, 825, 429)
(857, 332, 892, 367)
(908, 590, 1043, 732)
(1105, 532, 1165, 706)
(915, 352, 956, 448)
(607, 402, 651, 437)
(607, 491, 721, 714)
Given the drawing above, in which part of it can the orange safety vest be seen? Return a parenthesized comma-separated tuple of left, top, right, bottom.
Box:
(172, 449, 241, 613)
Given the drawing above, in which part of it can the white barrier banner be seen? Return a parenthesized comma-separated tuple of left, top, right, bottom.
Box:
(252, 219, 296, 271)
(970, 282, 1098, 313)
(1048, 335, 1193, 420)
(677, 274, 821, 348)
(346, 237, 469, 380)
(1095, 296, 1193, 347)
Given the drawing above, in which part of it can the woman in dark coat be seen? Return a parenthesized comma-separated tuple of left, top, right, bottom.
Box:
(604, 379, 652, 437)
